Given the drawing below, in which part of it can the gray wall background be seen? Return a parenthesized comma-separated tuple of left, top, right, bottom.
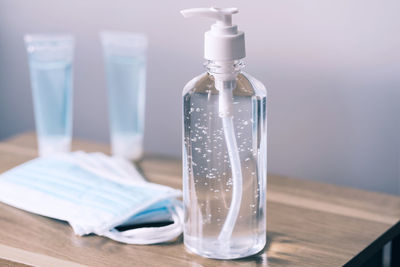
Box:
(0, 0, 399, 195)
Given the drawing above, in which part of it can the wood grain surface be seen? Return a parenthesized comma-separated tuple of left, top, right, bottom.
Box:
(0, 133, 399, 267)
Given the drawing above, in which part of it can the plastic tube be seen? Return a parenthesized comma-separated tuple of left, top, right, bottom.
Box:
(215, 80, 243, 245)
(218, 116, 243, 243)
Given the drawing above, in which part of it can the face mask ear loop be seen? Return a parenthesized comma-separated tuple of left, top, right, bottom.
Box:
(100, 202, 184, 245)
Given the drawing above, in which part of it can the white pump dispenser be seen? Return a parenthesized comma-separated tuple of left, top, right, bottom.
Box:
(181, 7, 267, 260)
(181, 7, 245, 61)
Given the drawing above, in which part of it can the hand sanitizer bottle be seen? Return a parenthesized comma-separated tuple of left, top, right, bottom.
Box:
(181, 7, 267, 259)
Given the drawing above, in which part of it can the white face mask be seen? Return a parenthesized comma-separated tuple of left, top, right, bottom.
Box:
(0, 152, 183, 244)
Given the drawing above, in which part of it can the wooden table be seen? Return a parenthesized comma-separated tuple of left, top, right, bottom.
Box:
(0, 133, 399, 267)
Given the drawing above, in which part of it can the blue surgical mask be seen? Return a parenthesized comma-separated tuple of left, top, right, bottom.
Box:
(0, 152, 183, 244)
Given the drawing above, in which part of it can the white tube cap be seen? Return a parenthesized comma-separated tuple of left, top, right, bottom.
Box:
(181, 7, 245, 61)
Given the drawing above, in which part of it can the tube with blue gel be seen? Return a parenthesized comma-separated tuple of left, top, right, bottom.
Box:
(24, 34, 74, 156)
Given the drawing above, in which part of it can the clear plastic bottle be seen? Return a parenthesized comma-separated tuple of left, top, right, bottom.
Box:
(181, 7, 267, 259)
(183, 60, 267, 259)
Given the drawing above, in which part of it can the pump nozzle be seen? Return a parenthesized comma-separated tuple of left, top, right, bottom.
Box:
(181, 7, 238, 26)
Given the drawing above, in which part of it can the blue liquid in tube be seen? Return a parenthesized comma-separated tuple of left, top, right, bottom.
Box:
(29, 59, 73, 155)
(105, 54, 146, 160)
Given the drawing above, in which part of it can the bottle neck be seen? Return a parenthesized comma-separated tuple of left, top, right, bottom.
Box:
(205, 60, 245, 76)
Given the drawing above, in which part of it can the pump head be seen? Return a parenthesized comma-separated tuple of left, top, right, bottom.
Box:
(181, 7, 245, 61)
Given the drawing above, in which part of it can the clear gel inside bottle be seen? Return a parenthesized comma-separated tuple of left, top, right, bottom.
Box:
(183, 60, 267, 259)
